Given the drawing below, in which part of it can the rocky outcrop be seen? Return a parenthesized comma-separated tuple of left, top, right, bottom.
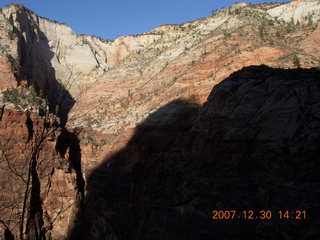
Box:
(0, 57, 16, 90)
(0, 106, 85, 239)
(70, 66, 320, 240)
(268, 0, 320, 23)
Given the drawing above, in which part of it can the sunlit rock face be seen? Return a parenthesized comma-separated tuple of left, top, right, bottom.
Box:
(268, 0, 320, 23)
(1, 4, 159, 107)
(0, 0, 320, 239)
(1, 1, 320, 133)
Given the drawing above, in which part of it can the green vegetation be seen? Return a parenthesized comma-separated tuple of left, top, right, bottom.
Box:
(128, 89, 133, 99)
(172, 76, 178, 82)
(86, 135, 108, 147)
(120, 99, 130, 109)
(8, 28, 15, 40)
(234, 8, 241, 15)
(2, 86, 45, 112)
(293, 54, 301, 68)
(259, 22, 266, 40)
(140, 93, 146, 100)
(223, 30, 231, 40)
(84, 115, 102, 128)
(307, 16, 313, 26)
(211, 9, 217, 15)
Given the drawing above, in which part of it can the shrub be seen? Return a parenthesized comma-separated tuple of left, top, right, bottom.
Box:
(120, 99, 130, 109)
(259, 24, 265, 39)
(308, 16, 313, 26)
(211, 9, 217, 15)
(2, 86, 43, 112)
(223, 30, 231, 39)
(84, 116, 102, 128)
(293, 54, 301, 68)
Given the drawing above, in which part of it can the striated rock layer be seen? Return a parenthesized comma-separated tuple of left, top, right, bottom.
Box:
(0, 1, 320, 132)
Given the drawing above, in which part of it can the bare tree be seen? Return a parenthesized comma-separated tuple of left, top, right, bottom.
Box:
(0, 63, 102, 239)
(0, 85, 67, 239)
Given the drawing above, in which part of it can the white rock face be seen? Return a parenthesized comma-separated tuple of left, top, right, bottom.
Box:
(1, 4, 160, 100)
(267, 0, 320, 23)
(2, 0, 319, 100)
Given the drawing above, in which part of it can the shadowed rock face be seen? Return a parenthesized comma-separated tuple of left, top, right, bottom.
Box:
(0, 107, 84, 239)
(69, 66, 320, 240)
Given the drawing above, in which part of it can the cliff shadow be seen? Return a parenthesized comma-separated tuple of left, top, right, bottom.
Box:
(69, 66, 320, 240)
(6, 12, 82, 239)
(11, 18, 75, 126)
(56, 127, 85, 198)
(68, 99, 210, 240)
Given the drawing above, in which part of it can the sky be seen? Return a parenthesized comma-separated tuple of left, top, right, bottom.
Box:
(0, 0, 288, 40)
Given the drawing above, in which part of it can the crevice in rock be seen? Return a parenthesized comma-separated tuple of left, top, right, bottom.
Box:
(26, 153, 46, 240)
(5, 8, 75, 127)
(56, 128, 85, 198)
(25, 112, 34, 142)
(21, 118, 50, 240)
(4, 228, 14, 240)
(0, 220, 14, 240)
(0, 106, 5, 121)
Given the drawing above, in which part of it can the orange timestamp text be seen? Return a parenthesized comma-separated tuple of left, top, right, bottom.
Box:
(212, 210, 306, 220)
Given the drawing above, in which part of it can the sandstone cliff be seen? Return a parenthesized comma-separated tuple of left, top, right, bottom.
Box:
(0, 106, 84, 239)
(0, 0, 320, 239)
(1, 1, 320, 132)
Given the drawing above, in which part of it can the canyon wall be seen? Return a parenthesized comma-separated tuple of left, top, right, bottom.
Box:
(0, 107, 80, 239)
(70, 66, 320, 240)
(1, 1, 320, 133)
(0, 0, 320, 239)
